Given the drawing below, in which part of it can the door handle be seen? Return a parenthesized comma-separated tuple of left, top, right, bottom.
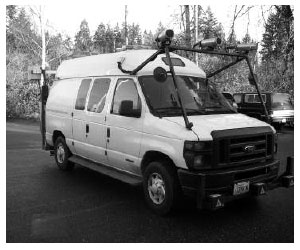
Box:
(86, 124, 89, 133)
(107, 127, 110, 138)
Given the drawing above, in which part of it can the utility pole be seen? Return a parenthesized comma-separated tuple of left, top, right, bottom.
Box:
(40, 5, 46, 149)
(125, 5, 128, 45)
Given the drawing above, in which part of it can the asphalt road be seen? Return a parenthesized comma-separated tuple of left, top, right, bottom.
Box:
(6, 121, 294, 242)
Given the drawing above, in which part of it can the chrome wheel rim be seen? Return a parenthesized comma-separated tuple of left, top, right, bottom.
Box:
(57, 143, 65, 164)
(148, 173, 166, 205)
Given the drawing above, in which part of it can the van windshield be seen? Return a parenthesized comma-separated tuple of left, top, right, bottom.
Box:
(139, 75, 236, 117)
(272, 93, 293, 110)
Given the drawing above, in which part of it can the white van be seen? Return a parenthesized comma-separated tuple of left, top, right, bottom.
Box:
(45, 48, 292, 214)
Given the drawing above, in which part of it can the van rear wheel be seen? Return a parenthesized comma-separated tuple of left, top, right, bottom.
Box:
(143, 161, 180, 215)
(54, 136, 74, 171)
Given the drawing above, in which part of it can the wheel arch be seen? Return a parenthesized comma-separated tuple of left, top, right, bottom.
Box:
(141, 150, 177, 175)
(53, 130, 65, 145)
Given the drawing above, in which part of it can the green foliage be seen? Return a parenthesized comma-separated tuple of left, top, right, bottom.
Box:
(199, 6, 224, 39)
(74, 19, 92, 52)
(259, 5, 293, 95)
(127, 23, 142, 45)
(6, 6, 73, 120)
(6, 5, 294, 120)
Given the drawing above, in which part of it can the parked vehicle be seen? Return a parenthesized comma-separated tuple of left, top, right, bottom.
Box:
(42, 30, 293, 215)
(222, 92, 238, 111)
(233, 92, 294, 129)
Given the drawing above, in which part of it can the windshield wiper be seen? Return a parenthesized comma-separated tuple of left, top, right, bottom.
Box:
(154, 107, 205, 115)
(154, 107, 182, 113)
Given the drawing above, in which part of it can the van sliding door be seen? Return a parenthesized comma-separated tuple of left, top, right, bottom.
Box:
(85, 78, 111, 164)
(72, 78, 91, 158)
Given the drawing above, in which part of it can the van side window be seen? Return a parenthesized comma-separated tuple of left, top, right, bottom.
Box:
(112, 79, 141, 116)
(245, 94, 266, 103)
(75, 79, 92, 110)
(233, 94, 242, 104)
(87, 78, 111, 113)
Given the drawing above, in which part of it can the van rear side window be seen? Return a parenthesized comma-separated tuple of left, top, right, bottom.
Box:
(75, 79, 92, 110)
(87, 78, 111, 113)
(245, 94, 266, 103)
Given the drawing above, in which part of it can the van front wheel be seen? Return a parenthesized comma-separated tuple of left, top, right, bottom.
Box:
(54, 137, 74, 171)
(143, 161, 179, 215)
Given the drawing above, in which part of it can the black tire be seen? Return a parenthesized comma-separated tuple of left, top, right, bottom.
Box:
(273, 123, 282, 131)
(54, 136, 74, 171)
(143, 161, 180, 215)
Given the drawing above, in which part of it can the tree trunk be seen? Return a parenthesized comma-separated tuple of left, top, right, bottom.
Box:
(185, 5, 191, 48)
(194, 5, 198, 65)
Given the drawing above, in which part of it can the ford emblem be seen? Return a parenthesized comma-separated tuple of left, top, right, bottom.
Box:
(244, 145, 255, 153)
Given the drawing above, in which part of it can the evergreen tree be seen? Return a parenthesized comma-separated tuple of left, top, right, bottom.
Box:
(74, 19, 92, 52)
(143, 30, 155, 47)
(260, 6, 293, 61)
(105, 25, 115, 52)
(259, 5, 293, 94)
(127, 23, 142, 45)
(199, 6, 224, 39)
(113, 23, 123, 49)
(93, 23, 106, 53)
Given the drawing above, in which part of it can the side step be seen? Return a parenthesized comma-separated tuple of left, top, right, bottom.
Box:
(68, 156, 142, 186)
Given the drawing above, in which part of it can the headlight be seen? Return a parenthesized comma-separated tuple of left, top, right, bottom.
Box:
(183, 141, 212, 170)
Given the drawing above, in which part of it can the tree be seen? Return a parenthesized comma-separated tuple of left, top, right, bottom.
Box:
(127, 23, 142, 45)
(259, 5, 294, 94)
(6, 6, 73, 119)
(105, 25, 115, 52)
(199, 6, 223, 39)
(93, 23, 106, 53)
(260, 6, 293, 61)
(143, 30, 155, 47)
(184, 5, 191, 48)
(74, 19, 92, 52)
(113, 23, 124, 49)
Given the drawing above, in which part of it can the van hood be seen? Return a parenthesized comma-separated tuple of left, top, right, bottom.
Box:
(163, 113, 274, 140)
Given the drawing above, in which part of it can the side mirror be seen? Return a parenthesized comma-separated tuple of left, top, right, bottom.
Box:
(119, 100, 141, 118)
(248, 73, 258, 86)
(153, 67, 167, 82)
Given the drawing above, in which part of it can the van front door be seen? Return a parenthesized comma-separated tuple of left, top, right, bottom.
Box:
(106, 78, 143, 175)
(85, 78, 111, 165)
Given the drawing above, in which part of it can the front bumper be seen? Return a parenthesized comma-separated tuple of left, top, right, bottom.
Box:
(178, 158, 294, 210)
(270, 115, 294, 124)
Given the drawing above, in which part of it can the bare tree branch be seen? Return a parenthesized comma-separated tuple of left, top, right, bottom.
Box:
(238, 6, 254, 18)
(260, 6, 267, 26)
(180, 5, 186, 33)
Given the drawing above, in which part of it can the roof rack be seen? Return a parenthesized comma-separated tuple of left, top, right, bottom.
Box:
(117, 29, 268, 130)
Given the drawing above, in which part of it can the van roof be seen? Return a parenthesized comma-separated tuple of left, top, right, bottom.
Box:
(56, 49, 206, 79)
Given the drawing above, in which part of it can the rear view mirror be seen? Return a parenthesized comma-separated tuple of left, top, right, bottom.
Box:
(248, 73, 258, 86)
(153, 67, 167, 82)
(119, 100, 141, 118)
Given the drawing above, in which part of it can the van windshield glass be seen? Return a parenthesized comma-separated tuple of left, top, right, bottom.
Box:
(139, 75, 236, 116)
(272, 93, 293, 110)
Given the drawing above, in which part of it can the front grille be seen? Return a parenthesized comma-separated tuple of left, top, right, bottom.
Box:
(212, 127, 274, 169)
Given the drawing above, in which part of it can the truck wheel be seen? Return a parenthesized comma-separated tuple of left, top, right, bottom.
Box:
(273, 123, 282, 131)
(54, 136, 74, 171)
(143, 161, 180, 215)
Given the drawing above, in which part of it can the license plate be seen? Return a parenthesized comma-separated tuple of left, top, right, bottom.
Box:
(233, 181, 250, 196)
